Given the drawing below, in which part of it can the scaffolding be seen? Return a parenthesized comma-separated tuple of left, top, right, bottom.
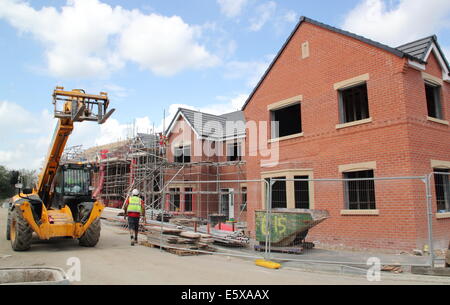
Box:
(163, 159, 247, 222)
(61, 145, 86, 164)
(88, 132, 247, 223)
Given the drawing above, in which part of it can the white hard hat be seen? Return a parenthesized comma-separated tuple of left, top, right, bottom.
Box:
(132, 189, 139, 196)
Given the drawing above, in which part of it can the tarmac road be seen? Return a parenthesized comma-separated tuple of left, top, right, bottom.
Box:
(0, 207, 447, 285)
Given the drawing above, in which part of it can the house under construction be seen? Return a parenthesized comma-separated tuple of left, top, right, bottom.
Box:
(82, 107, 248, 225)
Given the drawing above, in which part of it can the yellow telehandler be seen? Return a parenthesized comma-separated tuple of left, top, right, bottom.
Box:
(6, 87, 115, 251)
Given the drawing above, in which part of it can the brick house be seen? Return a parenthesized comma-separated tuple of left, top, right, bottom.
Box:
(242, 17, 450, 251)
(164, 108, 248, 222)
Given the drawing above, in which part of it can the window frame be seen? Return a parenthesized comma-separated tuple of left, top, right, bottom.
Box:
(270, 102, 302, 139)
(240, 186, 247, 212)
(174, 145, 191, 163)
(265, 176, 287, 209)
(343, 170, 376, 210)
(434, 168, 450, 212)
(294, 175, 310, 209)
(338, 83, 370, 124)
(226, 141, 242, 162)
(169, 187, 181, 211)
(184, 187, 193, 212)
(425, 81, 443, 120)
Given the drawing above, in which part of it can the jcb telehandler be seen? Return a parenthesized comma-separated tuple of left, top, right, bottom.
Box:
(6, 87, 115, 251)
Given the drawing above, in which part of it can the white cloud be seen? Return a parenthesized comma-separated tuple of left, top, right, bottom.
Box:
(225, 54, 274, 87)
(342, 0, 450, 46)
(0, 100, 155, 169)
(0, 100, 54, 169)
(119, 14, 220, 76)
(159, 93, 248, 133)
(0, 0, 219, 78)
(0, 94, 249, 170)
(217, 0, 248, 18)
(249, 1, 277, 32)
(283, 10, 298, 23)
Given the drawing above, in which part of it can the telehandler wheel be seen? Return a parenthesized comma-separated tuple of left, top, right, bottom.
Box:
(79, 218, 101, 247)
(10, 208, 33, 251)
(6, 211, 12, 241)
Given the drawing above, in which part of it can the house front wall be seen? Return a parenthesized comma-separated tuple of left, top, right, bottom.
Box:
(402, 51, 450, 249)
(243, 21, 450, 251)
(165, 116, 247, 221)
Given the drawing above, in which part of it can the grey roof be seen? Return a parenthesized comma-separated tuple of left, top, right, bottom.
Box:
(166, 108, 246, 140)
(397, 35, 450, 72)
(397, 36, 435, 61)
(241, 16, 448, 111)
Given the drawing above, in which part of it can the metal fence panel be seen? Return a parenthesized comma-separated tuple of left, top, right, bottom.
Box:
(263, 176, 435, 267)
(142, 179, 266, 258)
(103, 174, 449, 267)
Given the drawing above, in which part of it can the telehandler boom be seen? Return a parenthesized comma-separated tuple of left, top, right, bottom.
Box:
(6, 87, 115, 251)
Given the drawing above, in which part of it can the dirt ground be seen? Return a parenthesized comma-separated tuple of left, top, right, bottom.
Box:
(0, 207, 447, 285)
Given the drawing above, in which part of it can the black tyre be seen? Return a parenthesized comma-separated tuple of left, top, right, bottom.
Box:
(78, 218, 101, 247)
(6, 210, 12, 241)
(10, 208, 33, 251)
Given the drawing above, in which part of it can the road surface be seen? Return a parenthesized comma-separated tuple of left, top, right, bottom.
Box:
(0, 207, 446, 285)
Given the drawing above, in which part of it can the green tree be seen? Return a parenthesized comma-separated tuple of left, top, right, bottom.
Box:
(0, 165, 15, 199)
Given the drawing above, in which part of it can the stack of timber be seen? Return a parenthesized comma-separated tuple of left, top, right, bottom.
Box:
(101, 207, 125, 220)
(142, 225, 216, 255)
(197, 227, 250, 247)
(145, 219, 250, 248)
(169, 217, 206, 227)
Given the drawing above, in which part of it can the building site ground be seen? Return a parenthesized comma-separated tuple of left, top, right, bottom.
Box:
(1, 207, 448, 285)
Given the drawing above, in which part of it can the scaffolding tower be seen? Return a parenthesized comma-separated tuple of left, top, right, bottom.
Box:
(89, 132, 247, 222)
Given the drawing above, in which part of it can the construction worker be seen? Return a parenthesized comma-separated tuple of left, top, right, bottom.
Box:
(124, 189, 146, 246)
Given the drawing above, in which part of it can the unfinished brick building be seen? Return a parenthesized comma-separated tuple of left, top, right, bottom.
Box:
(164, 108, 248, 222)
(242, 17, 450, 251)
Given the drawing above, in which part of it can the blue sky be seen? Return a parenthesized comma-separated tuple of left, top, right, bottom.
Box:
(1, 0, 450, 169)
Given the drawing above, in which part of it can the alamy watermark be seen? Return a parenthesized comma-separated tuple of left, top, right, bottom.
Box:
(66, 256, 81, 282)
(366, 257, 381, 282)
(169, 112, 280, 167)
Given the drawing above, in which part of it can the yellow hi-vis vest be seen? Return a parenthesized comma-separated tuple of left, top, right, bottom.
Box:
(127, 196, 142, 213)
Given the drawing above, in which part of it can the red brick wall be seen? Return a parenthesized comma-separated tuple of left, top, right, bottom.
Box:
(165, 116, 247, 220)
(243, 22, 450, 251)
(401, 51, 450, 249)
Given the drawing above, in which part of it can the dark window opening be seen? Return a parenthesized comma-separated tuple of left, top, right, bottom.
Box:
(271, 103, 302, 138)
(241, 187, 247, 212)
(227, 142, 242, 161)
(425, 83, 443, 119)
(174, 146, 191, 163)
(294, 175, 310, 209)
(339, 83, 369, 123)
(266, 177, 287, 209)
(344, 170, 376, 210)
(434, 169, 450, 212)
(169, 188, 180, 211)
(184, 187, 193, 212)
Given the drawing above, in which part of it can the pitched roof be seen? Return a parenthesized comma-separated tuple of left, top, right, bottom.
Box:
(241, 16, 449, 110)
(397, 36, 435, 61)
(165, 108, 246, 141)
(397, 35, 450, 73)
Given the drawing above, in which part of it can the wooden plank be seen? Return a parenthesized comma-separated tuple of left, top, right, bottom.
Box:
(179, 231, 201, 239)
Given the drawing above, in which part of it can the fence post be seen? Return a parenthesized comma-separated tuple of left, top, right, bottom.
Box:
(424, 174, 435, 267)
(264, 179, 273, 261)
(160, 188, 165, 252)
